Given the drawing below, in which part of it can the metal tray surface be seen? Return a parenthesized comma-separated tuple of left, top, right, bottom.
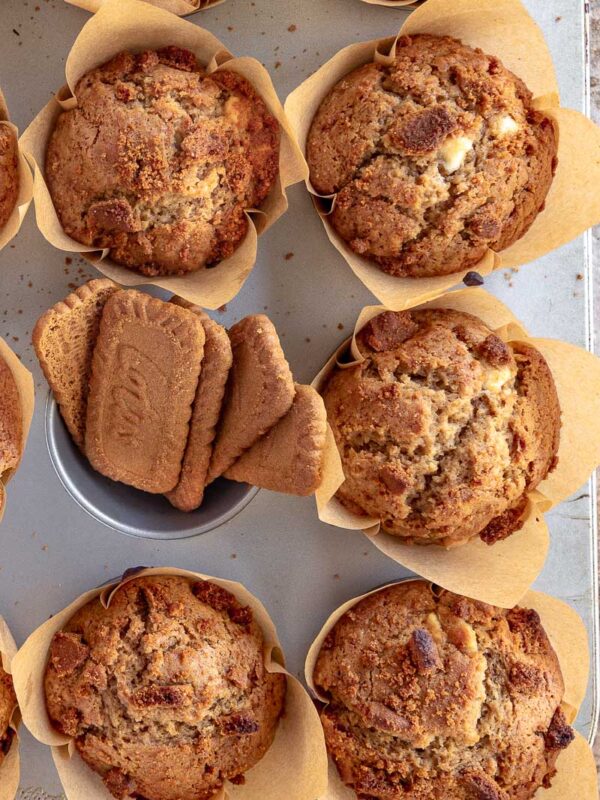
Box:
(0, 0, 595, 795)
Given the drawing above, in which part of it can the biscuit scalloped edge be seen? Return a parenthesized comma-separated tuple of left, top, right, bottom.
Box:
(311, 288, 600, 608)
(304, 578, 598, 800)
(64, 0, 227, 15)
(20, 0, 308, 309)
(284, 0, 600, 310)
(11, 566, 328, 800)
(0, 617, 19, 800)
(0, 89, 33, 254)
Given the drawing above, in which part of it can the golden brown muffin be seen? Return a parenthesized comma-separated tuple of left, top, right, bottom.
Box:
(307, 34, 556, 278)
(0, 665, 16, 769)
(0, 125, 19, 233)
(46, 46, 280, 277)
(0, 352, 23, 483)
(314, 581, 574, 800)
(44, 575, 286, 800)
(322, 309, 560, 546)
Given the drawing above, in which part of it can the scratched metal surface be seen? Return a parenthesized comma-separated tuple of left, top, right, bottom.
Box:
(0, 0, 595, 796)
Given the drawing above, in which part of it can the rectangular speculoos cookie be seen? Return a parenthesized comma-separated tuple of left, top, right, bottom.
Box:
(85, 290, 205, 494)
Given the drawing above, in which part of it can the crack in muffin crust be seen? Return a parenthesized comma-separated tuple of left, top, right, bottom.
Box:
(307, 34, 557, 278)
(46, 47, 280, 277)
(44, 576, 285, 800)
(322, 309, 560, 546)
(313, 582, 574, 800)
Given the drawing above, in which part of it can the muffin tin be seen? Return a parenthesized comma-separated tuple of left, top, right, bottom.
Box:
(0, 0, 597, 794)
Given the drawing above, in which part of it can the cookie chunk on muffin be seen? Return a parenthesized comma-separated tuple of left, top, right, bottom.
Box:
(322, 309, 560, 546)
(0, 126, 19, 234)
(46, 47, 280, 277)
(44, 575, 285, 800)
(313, 581, 574, 800)
(0, 665, 16, 769)
(307, 34, 557, 278)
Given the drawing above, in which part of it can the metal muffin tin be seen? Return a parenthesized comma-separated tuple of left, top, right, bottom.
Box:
(0, 0, 596, 796)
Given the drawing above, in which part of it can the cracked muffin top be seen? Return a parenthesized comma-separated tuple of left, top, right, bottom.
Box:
(44, 575, 286, 800)
(0, 665, 16, 770)
(46, 47, 280, 277)
(306, 34, 557, 278)
(313, 581, 574, 800)
(0, 125, 19, 234)
(321, 309, 560, 546)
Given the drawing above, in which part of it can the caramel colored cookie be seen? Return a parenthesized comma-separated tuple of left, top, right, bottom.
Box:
(33, 279, 120, 449)
(0, 665, 16, 770)
(44, 575, 285, 800)
(0, 125, 19, 233)
(307, 34, 557, 278)
(314, 581, 573, 800)
(166, 299, 232, 512)
(46, 47, 280, 277)
(225, 384, 327, 495)
(322, 309, 560, 546)
(85, 291, 205, 493)
(207, 315, 295, 482)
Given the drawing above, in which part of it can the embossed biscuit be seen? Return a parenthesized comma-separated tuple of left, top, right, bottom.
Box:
(33, 279, 120, 449)
(225, 384, 327, 495)
(166, 298, 232, 512)
(207, 315, 295, 482)
(85, 291, 205, 493)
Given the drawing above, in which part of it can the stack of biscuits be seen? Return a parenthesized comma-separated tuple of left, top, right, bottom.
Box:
(33, 280, 327, 510)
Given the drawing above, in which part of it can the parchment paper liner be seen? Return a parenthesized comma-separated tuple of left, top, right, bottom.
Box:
(0, 617, 19, 800)
(304, 578, 598, 799)
(284, 0, 600, 309)
(0, 338, 35, 525)
(0, 90, 33, 255)
(11, 566, 328, 800)
(21, 0, 308, 310)
(312, 288, 600, 607)
(65, 0, 226, 15)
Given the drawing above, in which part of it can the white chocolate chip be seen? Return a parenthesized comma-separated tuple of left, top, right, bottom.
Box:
(493, 114, 520, 136)
(439, 136, 473, 173)
(483, 366, 512, 393)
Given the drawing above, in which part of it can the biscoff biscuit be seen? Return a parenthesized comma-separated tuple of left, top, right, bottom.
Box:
(225, 384, 327, 495)
(85, 290, 205, 493)
(33, 279, 120, 449)
(166, 298, 232, 512)
(207, 315, 295, 482)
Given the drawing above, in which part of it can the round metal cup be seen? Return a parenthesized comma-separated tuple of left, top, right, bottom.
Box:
(45, 394, 259, 540)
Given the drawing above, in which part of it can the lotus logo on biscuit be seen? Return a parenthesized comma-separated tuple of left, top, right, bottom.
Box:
(110, 345, 162, 446)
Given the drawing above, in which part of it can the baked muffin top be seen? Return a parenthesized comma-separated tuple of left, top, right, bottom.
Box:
(307, 34, 556, 278)
(0, 665, 16, 769)
(322, 309, 560, 546)
(0, 353, 23, 484)
(44, 575, 286, 800)
(0, 125, 19, 234)
(313, 581, 574, 800)
(46, 47, 280, 277)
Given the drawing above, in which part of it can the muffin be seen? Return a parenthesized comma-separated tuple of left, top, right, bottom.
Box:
(0, 352, 23, 491)
(0, 126, 19, 234)
(322, 309, 560, 546)
(0, 664, 16, 769)
(46, 46, 280, 277)
(44, 575, 286, 800)
(306, 34, 557, 278)
(313, 581, 574, 799)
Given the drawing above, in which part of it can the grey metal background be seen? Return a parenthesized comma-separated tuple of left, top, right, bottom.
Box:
(0, 0, 595, 795)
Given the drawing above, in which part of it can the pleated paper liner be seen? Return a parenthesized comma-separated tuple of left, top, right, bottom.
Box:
(0, 338, 35, 525)
(0, 617, 19, 800)
(312, 288, 600, 608)
(304, 579, 598, 800)
(65, 0, 226, 15)
(20, 0, 308, 310)
(284, 0, 600, 310)
(0, 89, 33, 255)
(11, 567, 328, 800)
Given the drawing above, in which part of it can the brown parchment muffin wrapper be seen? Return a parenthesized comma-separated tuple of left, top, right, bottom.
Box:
(20, 0, 308, 310)
(64, 0, 226, 16)
(312, 288, 600, 607)
(304, 579, 598, 800)
(0, 617, 19, 800)
(0, 338, 35, 526)
(0, 90, 33, 255)
(284, 0, 600, 309)
(11, 566, 328, 800)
